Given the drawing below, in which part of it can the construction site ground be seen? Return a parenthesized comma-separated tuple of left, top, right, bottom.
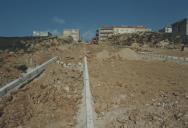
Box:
(148, 48, 188, 57)
(0, 43, 188, 128)
(86, 44, 188, 128)
(0, 44, 85, 128)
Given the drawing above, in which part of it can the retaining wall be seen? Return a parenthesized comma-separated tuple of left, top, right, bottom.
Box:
(138, 52, 188, 64)
(0, 57, 57, 96)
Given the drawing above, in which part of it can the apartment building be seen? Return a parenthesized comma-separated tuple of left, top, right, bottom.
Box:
(96, 26, 114, 41)
(63, 29, 80, 42)
(113, 26, 150, 35)
(172, 18, 188, 35)
(97, 26, 150, 41)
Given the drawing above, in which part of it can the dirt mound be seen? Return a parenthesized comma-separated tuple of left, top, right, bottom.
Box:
(96, 48, 140, 61)
(96, 50, 110, 60)
(118, 48, 140, 60)
(0, 45, 84, 128)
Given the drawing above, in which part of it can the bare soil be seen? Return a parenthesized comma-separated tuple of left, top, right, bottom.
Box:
(148, 48, 188, 57)
(86, 44, 188, 128)
(0, 43, 188, 128)
(0, 44, 84, 128)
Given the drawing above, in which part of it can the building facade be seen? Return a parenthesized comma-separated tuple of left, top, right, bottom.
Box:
(97, 26, 114, 41)
(63, 29, 80, 42)
(113, 26, 150, 35)
(172, 18, 188, 35)
(33, 31, 52, 37)
(97, 26, 150, 41)
(159, 26, 172, 33)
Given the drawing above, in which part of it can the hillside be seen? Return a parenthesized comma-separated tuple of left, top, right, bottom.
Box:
(109, 32, 188, 48)
(0, 36, 74, 86)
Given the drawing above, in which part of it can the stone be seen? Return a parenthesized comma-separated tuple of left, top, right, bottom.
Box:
(64, 86, 70, 92)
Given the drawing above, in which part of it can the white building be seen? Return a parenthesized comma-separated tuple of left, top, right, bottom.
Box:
(33, 31, 52, 37)
(159, 26, 172, 33)
(113, 26, 150, 35)
(97, 26, 150, 41)
(63, 29, 80, 42)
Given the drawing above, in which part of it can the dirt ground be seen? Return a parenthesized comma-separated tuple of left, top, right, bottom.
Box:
(0, 49, 53, 87)
(0, 37, 72, 87)
(0, 43, 188, 128)
(148, 47, 188, 57)
(0, 44, 85, 128)
(86, 44, 188, 128)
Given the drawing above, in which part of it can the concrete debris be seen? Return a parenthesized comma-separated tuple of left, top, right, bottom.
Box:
(61, 62, 82, 71)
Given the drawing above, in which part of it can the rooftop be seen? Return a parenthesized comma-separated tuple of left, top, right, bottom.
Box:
(64, 29, 80, 31)
(100, 25, 149, 30)
(172, 18, 188, 25)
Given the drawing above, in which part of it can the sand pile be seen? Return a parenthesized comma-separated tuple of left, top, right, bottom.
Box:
(118, 48, 140, 60)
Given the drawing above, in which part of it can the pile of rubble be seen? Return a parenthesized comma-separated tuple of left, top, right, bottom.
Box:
(109, 32, 188, 49)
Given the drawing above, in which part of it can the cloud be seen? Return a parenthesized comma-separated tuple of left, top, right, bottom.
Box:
(52, 17, 65, 24)
(82, 30, 95, 41)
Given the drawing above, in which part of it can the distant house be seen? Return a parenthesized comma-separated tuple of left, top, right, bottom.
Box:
(97, 26, 150, 41)
(159, 26, 172, 33)
(33, 31, 52, 37)
(172, 18, 188, 35)
(63, 29, 80, 42)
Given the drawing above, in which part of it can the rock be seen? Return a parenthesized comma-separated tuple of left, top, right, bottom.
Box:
(116, 114, 129, 123)
(57, 81, 61, 84)
(15, 64, 28, 73)
(174, 113, 184, 120)
(64, 86, 70, 92)
(172, 92, 178, 96)
(116, 82, 123, 87)
(182, 113, 188, 124)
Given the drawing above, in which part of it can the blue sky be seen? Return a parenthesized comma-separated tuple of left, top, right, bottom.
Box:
(0, 0, 187, 40)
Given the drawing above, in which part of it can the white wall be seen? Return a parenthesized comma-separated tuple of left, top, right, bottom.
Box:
(113, 27, 149, 34)
(63, 29, 80, 41)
